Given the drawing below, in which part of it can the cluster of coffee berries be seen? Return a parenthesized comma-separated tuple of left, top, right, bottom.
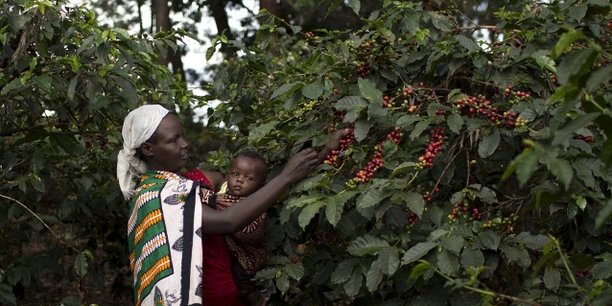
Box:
(515, 117, 527, 128)
(383, 95, 393, 108)
(551, 74, 559, 86)
(400, 86, 414, 97)
(417, 127, 445, 169)
(574, 134, 593, 143)
(504, 86, 532, 103)
(448, 202, 483, 222)
(448, 202, 470, 222)
(359, 39, 376, 55)
(304, 31, 316, 42)
(385, 126, 403, 143)
(454, 94, 520, 128)
(482, 215, 518, 234)
(346, 127, 403, 187)
(324, 128, 356, 167)
(289, 100, 319, 120)
(357, 61, 370, 77)
(407, 212, 419, 225)
(422, 187, 440, 203)
(575, 268, 590, 278)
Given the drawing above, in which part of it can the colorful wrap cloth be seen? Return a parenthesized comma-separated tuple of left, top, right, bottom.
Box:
(128, 170, 203, 306)
(184, 170, 267, 275)
(214, 193, 267, 275)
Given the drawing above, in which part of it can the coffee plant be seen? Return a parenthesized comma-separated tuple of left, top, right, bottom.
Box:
(0, 0, 192, 304)
(208, 1, 612, 305)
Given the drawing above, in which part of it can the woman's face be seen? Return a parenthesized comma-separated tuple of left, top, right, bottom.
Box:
(226, 156, 265, 197)
(143, 114, 189, 172)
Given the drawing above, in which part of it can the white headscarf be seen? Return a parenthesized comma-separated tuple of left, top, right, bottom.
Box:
(117, 104, 170, 199)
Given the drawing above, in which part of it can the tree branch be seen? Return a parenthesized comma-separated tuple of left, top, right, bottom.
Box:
(0, 194, 78, 252)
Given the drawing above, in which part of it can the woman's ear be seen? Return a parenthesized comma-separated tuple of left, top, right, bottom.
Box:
(140, 142, 154, 158)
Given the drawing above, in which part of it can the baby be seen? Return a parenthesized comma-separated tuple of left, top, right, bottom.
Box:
(217, 150, 270, 305)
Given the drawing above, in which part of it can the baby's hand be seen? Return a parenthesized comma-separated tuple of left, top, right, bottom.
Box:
(318, 129, 350, 162)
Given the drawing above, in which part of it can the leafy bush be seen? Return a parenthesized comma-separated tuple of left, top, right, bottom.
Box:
(209, 1, 612, 305)
(0, 0, 189, 304)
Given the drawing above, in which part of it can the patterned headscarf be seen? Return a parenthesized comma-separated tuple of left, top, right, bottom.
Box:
(117, 104, 170, 199)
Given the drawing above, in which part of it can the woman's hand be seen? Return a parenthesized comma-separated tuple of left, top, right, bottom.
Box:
(279, 148, 321, 185)
(317, 128, 350, 162)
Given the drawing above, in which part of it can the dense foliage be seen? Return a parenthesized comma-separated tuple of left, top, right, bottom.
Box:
(0, 0, 191, 304)
(1, 0, 611, 305)
(208, 1, 612, 305)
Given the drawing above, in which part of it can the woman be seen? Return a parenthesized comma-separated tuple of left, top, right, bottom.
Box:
(117, 104, 326, 306)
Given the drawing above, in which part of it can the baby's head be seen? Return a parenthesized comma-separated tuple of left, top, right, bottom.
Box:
(226, 150, 268, 197)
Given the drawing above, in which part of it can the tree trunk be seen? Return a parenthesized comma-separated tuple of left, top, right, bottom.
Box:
(209, 0, 236, 57)
(259, 0, 283, 19)
(153, 0, 184, 75)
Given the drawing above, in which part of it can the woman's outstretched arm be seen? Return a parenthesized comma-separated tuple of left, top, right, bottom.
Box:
(201, 148, 320, 234)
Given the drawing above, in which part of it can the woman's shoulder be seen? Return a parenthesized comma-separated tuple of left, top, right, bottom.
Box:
(183, 168, 224, 191)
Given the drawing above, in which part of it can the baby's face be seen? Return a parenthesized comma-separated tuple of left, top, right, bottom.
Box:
(226, 156, 265, 197)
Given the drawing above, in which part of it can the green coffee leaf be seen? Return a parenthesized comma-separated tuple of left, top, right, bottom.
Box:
(478, 231, 501, 250)
(275, 271, 290, 294)
(357, 189, 389, 210)
(302, 83, 324, 99)
(354, 120, 373, 142)
(477, 187, 497, 204)
(74, 252, 89, 278)
(437, 249, 460, 275)
(402, 242, 437, 265)
(334, 96, 367, 111)
(390, 162, 418, 177)
(298, 202, 324, 230)
(441, 235, 465, 255)
(551, 29, 584, 59)
(478, 129, 500, 158)
(503, 147, 540, 187)
(331, 259, 358, 284)
(396, 115, 421, 128)
(568, 4, 587, 22)
(456, 34, 480, 52)
(347, 235, 389, 256)
(447, 112, 464, 134)
(325, 191, 357, 227)
(410, 120, 431, 140)
(516, 233, 550, 250)
(405, 192, 425, 218)
(377, 248, 400, 276)
(272, 82, 302, 99)
(544, 267, 561, 292)
(347, 0, 360, 15)
(248, 120, 279, 142)
(344, 268, 363, 297)
(358, 78, 382, 103)
(592, 260, 612, 279)
(409, 261, 431, 280)
(285, 262, 304, 281)
(552, 113, 599, 147)
(556, 48, 596, 85)
(534, 55, 556, 73)
(587, 64, 612, 91)
(549, 158, 573, 190)
(366, 260, 383, 292)
(460, 248, 484, 268)
(500, 244, 531, 269)
(595, 198, 612, 230)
